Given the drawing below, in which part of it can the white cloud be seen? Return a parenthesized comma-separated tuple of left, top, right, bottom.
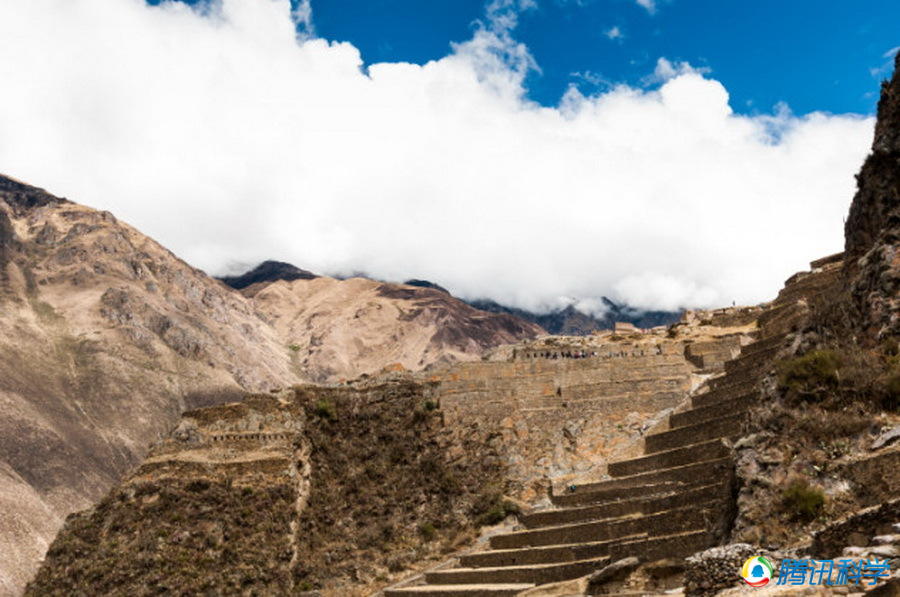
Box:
(646, 57, 711, 84)
(604, 26, 623, 41)
(290, 0, 314, 37)
(635, 0, 656, 14)
(0, 0, 874, 313)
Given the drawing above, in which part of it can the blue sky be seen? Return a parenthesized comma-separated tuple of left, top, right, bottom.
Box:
(307, 0, 899, 115)
(0, 0, 889, 310)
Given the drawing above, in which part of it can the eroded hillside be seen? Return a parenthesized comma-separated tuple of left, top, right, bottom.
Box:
(243, 274, 544, 382)
(0, 175, 297, 594)
(0, 175, 541, 595)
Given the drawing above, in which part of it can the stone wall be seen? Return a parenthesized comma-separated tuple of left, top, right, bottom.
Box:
(426, 333, 749, 499)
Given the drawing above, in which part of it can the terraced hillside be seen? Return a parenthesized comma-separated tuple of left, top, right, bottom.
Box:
(384, 258, 838, 596)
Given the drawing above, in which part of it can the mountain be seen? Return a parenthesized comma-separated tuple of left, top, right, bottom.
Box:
(403, 278, 450, 294)
(217, 260, 317, 289)
(296, 274, 679, 336)
(0, 177, 542, 594)
(233, 269, 679, 338)
(237, 275, 544, 382)
(0, 174, 297, 594)
(467, 297, 682, 335)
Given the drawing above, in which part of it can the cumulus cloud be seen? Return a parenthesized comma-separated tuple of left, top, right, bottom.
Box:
(0, 0, 874, 312)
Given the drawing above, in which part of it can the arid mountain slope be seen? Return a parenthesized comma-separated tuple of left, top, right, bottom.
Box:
(0, 175, 545, 593)
(243, 276, 544, 382)
(0, 175, 297, 595)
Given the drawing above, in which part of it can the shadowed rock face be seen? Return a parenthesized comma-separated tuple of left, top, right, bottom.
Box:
(844, 53, 900, 339)
(0, 175, 297, 594)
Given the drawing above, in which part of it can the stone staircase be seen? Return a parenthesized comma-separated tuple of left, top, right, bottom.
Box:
(385, 261, 837, 597)
(384, 333, 786, 596)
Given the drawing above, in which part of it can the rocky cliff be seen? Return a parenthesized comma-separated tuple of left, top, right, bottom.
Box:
(845, 52, 900, 340)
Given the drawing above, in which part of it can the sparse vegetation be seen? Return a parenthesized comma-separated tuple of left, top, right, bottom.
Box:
(26, 467, 297, 596)
(418, 522, 437, 541)
(777, 349, 841, 402)
(312, 398, 335, 421)
(293, 383, 510, 593)
(288, 343, 301, 352)
(781, 479, 825, 522)
(475, 499, 521, 527)
(775, 342, 899, 412)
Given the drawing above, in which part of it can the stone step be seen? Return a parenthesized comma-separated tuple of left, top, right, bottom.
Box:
(425, 556, 609, 585)
(669, 394, 754, 429)
(644, 413, 745, 454)
(691, 387, 756, 409)
(524, 483, 730, 531)
(523, 497, 645, 530)
(758, 302, 807, 336)
(708, 367, 760, 392)
(738, 333, 788, 357)
(555, 458, 733, 507)
(608, 439, 730, 477)
(725, 345, 780, 375)
(550, 482, 681, 508)
(608, 529, 717, 562)
(490, 501, 724, 550)
(460, 535, 644, 569)
(384, 584, 534, 597)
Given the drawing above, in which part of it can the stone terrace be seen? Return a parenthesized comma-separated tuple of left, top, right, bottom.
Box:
(385, 257, 839, 596)
(426, 330, 749, 497)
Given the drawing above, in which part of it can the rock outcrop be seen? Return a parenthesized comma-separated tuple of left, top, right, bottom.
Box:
(845, 52, 900, 340)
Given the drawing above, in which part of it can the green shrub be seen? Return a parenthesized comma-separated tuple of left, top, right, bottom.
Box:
(475, 499, 521, 527)
(777, 349, 842, 402)
(417, 522, 436, 541)
(288, 344, 301, 352)
(423, 399, 438, 411)
(886, 370, 900, 410)
(313, 399, 335, 421)
(782, 480, 824, 522)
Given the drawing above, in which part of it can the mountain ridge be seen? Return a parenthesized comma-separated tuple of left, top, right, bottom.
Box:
(220, 266, 682, 336)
